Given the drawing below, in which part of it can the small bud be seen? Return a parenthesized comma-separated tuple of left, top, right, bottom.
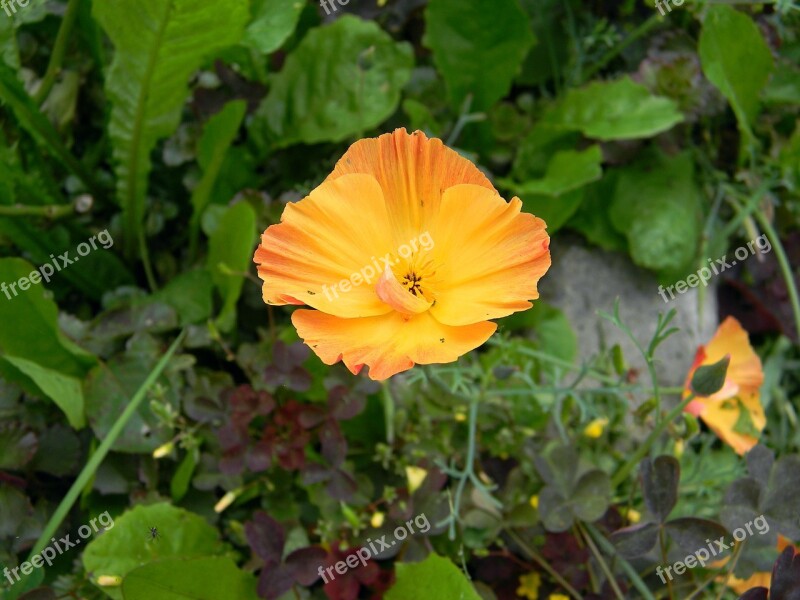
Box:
(405, 466, 427, 494)
(214, 490, 238, 513)
(370, 512, 385, 528)
(529, 495, 539, 509)
(152, 441, 174, 459)
(96, 575, 122, 587)
(690, 355, 731, 396)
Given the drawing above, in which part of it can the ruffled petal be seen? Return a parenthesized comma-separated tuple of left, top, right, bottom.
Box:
(254, 174, 395, 319)
(426, 184, 551, 326)
(326, 129, 495, 245)
(292, 309, 497, 380)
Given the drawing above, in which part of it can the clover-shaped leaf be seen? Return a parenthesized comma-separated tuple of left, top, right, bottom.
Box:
(642, 456, 679, 524)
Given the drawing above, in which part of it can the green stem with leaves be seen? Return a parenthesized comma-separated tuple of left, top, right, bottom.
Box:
(34, 0, 80, 105)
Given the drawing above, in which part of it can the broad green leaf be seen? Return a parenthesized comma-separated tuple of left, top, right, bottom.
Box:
(423, 0, 534, 111)
(0, 258, 96, 380)
(609, 152, 701, 274)
(543, 77, 683, 140)
(699, 5, 773, 142)
(93, 0, 249, 256)
(385, 553, 481, 600)
(122, 557, 259, 600)
(254, 16, 413, 148)
(190, 100, 247, 255)
(243, 0, 304, 54)
(82, 503, 228, 600)
(503, 146, 602, 197)
(501, 146, 601, 231)
(568, 175, 628, 253)
(3, 356, 84, 428)
(207, 202, 256, 332)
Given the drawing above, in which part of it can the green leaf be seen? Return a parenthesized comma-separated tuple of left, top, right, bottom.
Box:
(243, 0, 304, 54)
(571, 470, 612, 523)
(543, 77, 683, 140)
(82, 503, 229, 600)
(501, 145, 602, 231)
(0, 13, 19, 69)
(699, 5, 773, 142)
(385, 553, 481, 600)
(609, 152, 701, 274)
(568, 175, 628, 253)
(423, 0, 534, 111)
(253, 16, 413, 148)
(3, 356, 84, 428)
(170, 448, 199, 502)
(611, 522, 660, 558)
(151, 269, 214, 327)
(690, 355, 730, 397)
(0, 63, 95, 189)
(122, 557, 259, 600)
(0, 258, 96, 382)
(190, 100, 247, 256)
(207, 202, 256, 332)
(93, 0, 249, 256)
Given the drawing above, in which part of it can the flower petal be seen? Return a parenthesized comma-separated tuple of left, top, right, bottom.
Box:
(696, 390, 766, 455)
(254, 174, 395, 318)
(427, 184, 551, 326)
(326, 128, 495, 244)
(375, 266, 432, 316)
(292, 309, 497, 380)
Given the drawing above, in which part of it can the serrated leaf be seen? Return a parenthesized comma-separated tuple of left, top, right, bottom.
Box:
(543, 77, 683, 141)
(121, 557, 259, 600)
(254, 16, 412, 149)
(423, 0, 534, 111)
(699, 5, 773, 143)
(93, 0, 249, 256)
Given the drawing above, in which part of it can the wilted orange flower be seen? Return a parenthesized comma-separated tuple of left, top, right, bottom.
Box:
(253, 129, 551, 380)
(683, 316, 765, 455)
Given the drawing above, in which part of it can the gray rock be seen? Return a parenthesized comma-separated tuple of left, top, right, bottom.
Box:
(541, 234, 718, 387)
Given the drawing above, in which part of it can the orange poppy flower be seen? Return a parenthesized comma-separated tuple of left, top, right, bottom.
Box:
(253, 129, 551, 380)
(683, 316, 765, 455)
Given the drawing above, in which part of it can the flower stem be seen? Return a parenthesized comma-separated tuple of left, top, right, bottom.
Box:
(611, 393, 695, 488)
(0, 203, 74, 219)
(577, 522, 624, 600)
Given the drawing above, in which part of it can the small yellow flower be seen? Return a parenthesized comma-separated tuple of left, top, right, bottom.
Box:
(152, 441, 174, 459)
(626, 508, 642, 524)
(214, 490, 238, 513)
(516, 572, 541, 599)
(548, 595, 570, 600)
(454, 411, 467, 422)
(529, 495, 539, 509)
(370, 512, 385, 528)
(583, 417, 609, 439)
(405, 466, 428, 493)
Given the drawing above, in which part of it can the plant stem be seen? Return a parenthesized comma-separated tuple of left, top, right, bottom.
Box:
(753, 209, 800, 342)
(578, 522, 624, 600)
(507, 529, 583, 600)
(584, 523, 657, 600)
(381, 382, 395, 444)
(34, 0, 80, 105)
(25, 331, 185, 564)
(611, 393, 695, 488)
(0, 203, 74, 219)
